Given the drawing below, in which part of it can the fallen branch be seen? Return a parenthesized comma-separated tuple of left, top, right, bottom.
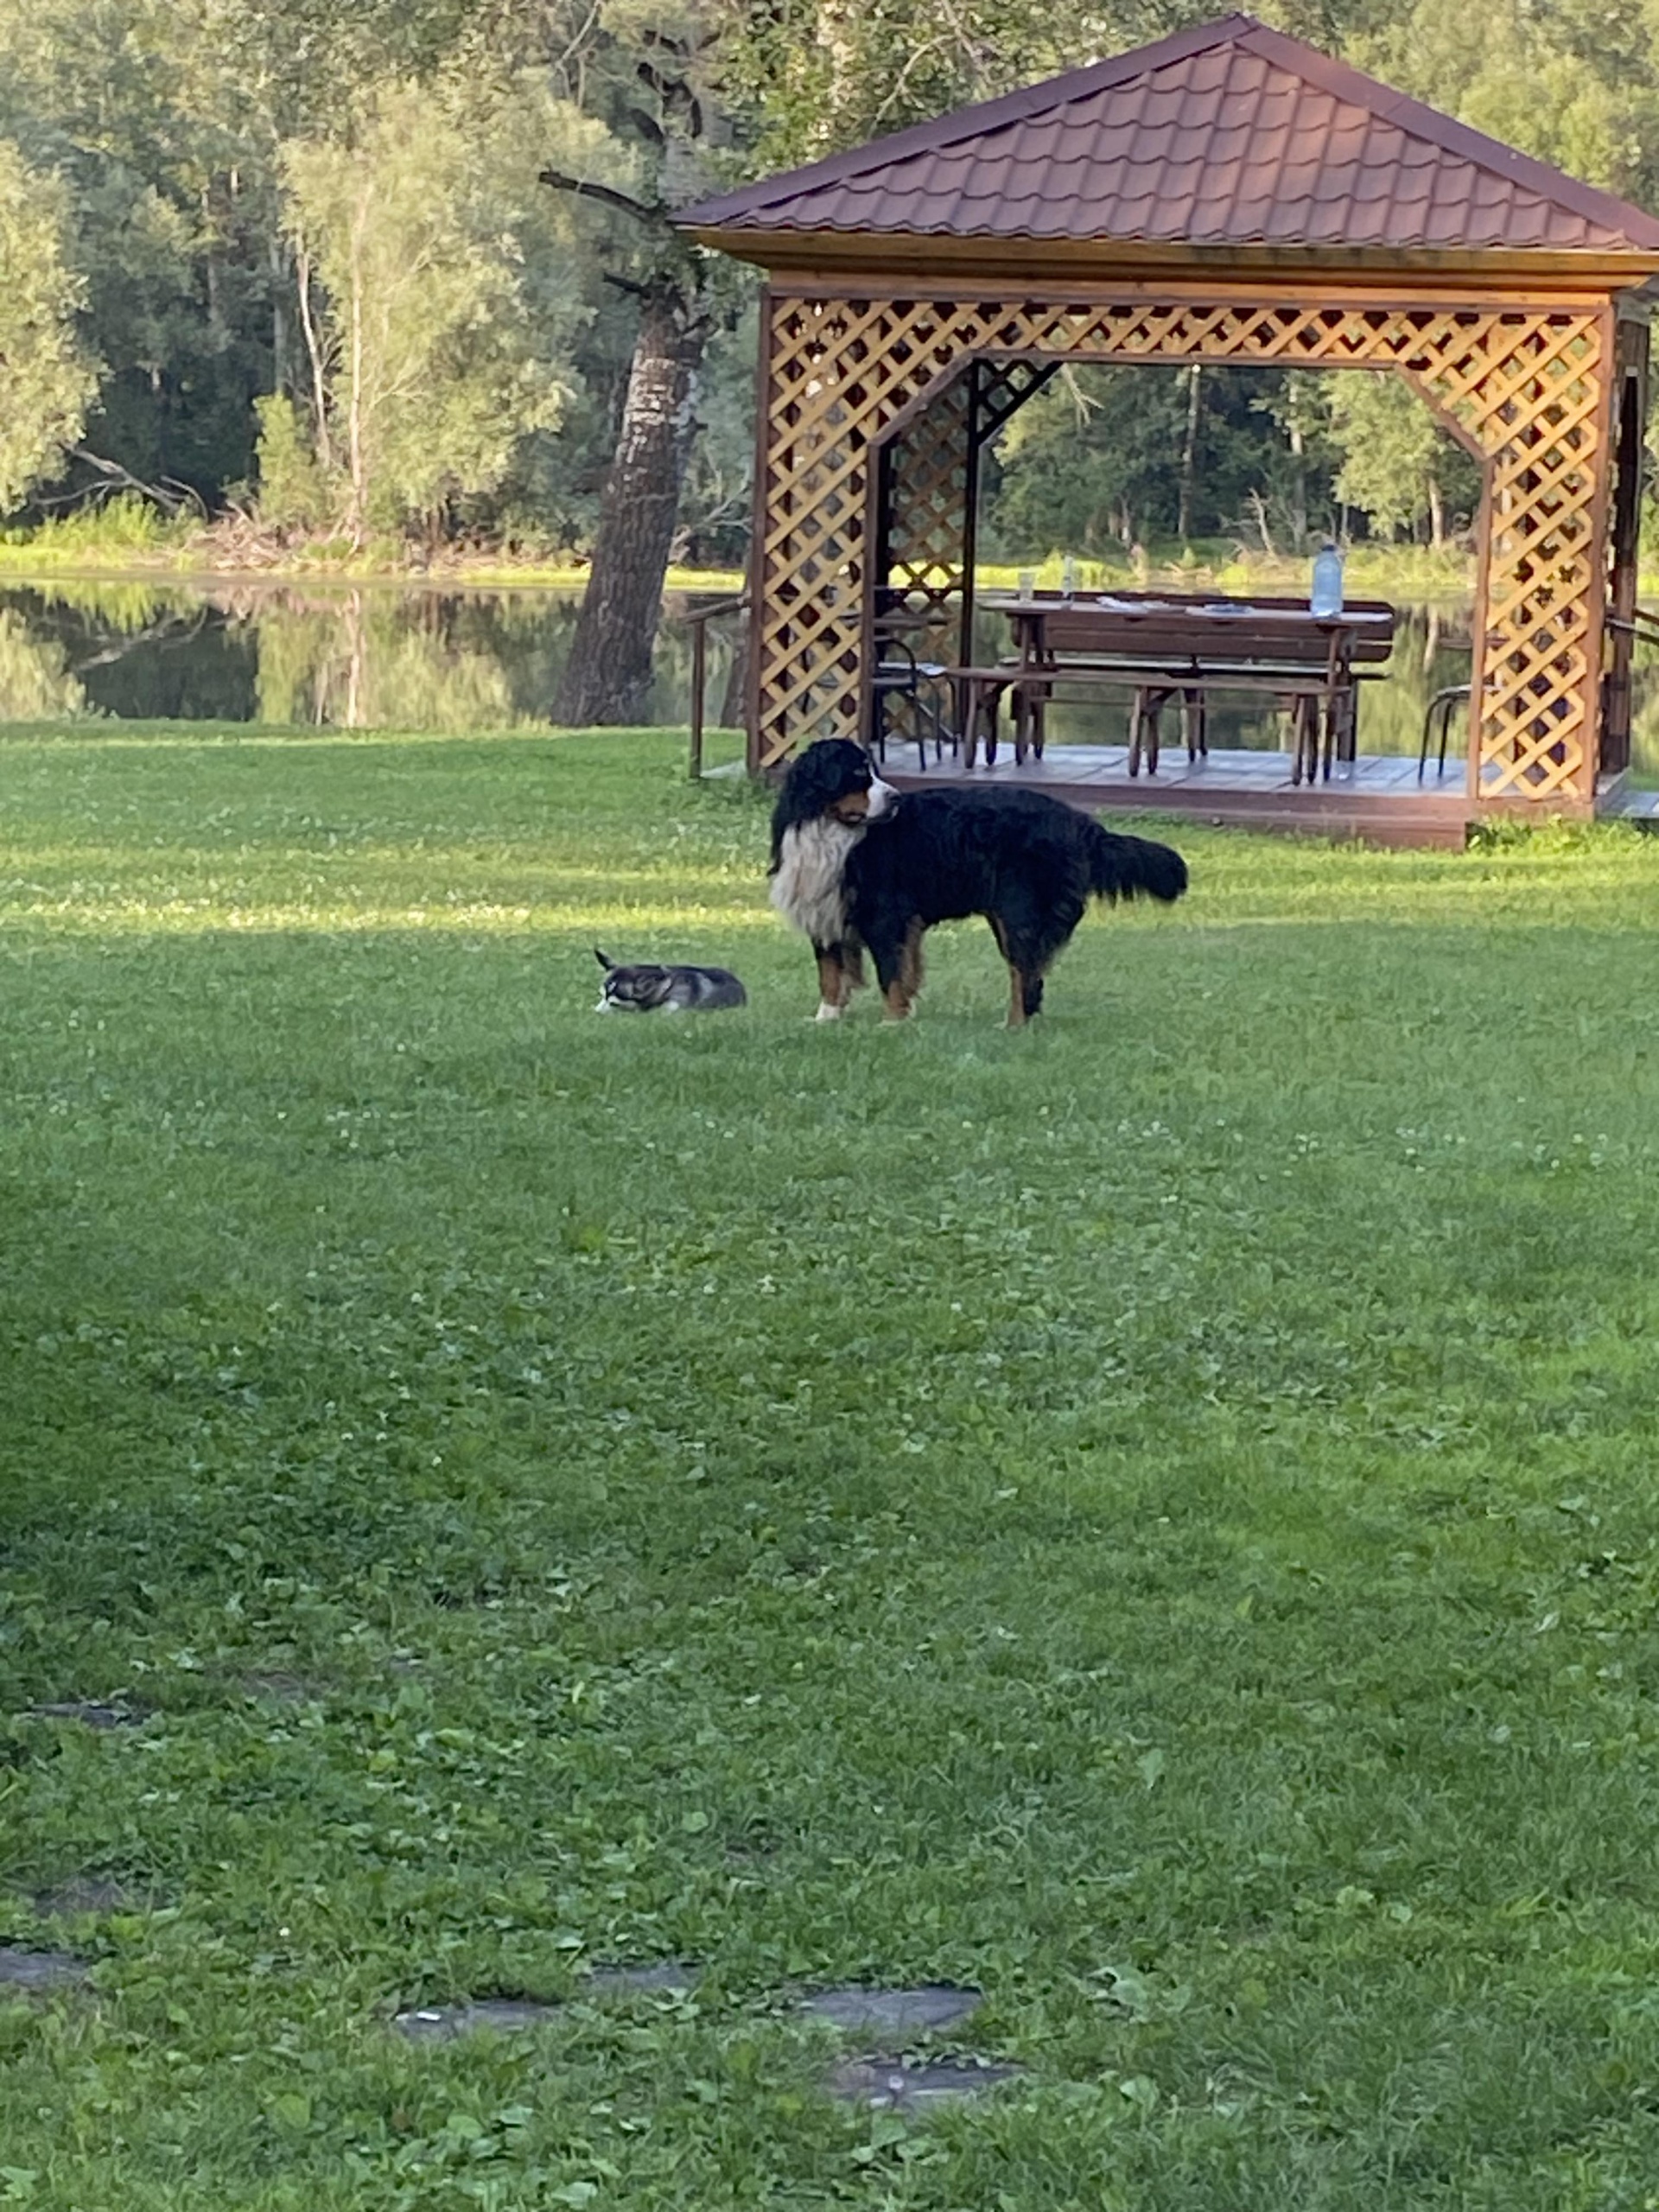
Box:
(68, 448, 207, 518)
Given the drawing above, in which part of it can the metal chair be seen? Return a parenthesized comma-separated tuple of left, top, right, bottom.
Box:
(1420, 684, 1470, 779)
(871, 635, 955, 768)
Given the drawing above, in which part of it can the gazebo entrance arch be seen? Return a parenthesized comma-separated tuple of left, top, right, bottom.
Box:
(858, 291, 1624, 804)
(681, 16, 1659, 833)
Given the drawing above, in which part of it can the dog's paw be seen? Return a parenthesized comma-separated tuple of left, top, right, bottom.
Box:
(813, 1001, 844, 1022)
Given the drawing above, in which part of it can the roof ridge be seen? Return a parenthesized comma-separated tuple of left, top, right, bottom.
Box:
(1235, 21, 1659, 247)
(679, 14, 1259, 226)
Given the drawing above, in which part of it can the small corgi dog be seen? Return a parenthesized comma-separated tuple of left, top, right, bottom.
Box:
(594, 948, 747, 1014)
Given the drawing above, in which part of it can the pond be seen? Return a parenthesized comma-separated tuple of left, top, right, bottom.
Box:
(0, 577, 740, 734)
(1, 575, 1654, 776)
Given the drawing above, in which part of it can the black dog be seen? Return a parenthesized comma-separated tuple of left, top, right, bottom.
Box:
(769, 737, 1186, 1025)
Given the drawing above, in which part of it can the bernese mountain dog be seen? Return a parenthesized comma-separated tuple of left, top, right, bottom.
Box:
(768, 738, 1187, 1026)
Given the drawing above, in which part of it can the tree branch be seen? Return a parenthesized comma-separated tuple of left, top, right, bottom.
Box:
(69, 448, 206, 518)
(538, 169, 670, 232)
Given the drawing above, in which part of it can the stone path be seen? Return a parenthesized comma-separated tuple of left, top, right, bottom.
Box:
(827, 2057, 1024, 2110)
(25, 1700, 149, 1729)
(395, 1961, 701, 2040)
(804, 1985, 1020, 2107)
(9, 1920, 1021, 2112)
(10, 1696, 1020, 2111)
(0, 1946, 91, 1991)
(395, 1973, 1021, 2107)
(396, 1997, 563, 2042)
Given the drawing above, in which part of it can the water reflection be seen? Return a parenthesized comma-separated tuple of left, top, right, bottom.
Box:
(1, 576, 1656, 781)
(0, 578, 736, 733)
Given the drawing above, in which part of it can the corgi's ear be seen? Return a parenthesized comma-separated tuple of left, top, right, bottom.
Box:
(594, 947, 613, 970)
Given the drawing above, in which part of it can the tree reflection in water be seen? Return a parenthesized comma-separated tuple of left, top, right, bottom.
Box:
(0, 580, 735, 734)
(2, 579, 1657, 781)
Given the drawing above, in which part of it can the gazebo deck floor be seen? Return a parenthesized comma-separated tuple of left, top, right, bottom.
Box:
(877, 743, 1643, 848)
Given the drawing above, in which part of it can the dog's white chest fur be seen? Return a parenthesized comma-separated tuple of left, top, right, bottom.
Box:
(770, 817, 864, 946)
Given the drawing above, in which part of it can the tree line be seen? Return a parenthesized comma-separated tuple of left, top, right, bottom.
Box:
(3, 0, 1659, 716)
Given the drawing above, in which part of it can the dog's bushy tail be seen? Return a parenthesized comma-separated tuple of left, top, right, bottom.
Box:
(1084, 820, 1188, 906)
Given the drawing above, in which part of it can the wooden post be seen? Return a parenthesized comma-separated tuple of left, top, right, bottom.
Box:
(960, 361, 982, 672)
(690, 613, 707, 780)
(745, 288, 775, 777)
(1602, 318, 1649, 777)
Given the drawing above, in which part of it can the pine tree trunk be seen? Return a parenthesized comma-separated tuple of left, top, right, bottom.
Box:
(554, 285, 707, 727)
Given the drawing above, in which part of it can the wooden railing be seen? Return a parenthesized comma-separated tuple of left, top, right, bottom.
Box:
(1608, 603, 1659, 644)
(679, 595, 748, 780)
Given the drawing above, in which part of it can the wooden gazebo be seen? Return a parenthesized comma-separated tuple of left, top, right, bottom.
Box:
(679, 14, 1659, 838)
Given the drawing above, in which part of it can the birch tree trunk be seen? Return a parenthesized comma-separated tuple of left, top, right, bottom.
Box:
(1178, 365, 1202, 542)
(346, 209, 367, 541)
(1287, 412, 1306, 547)
(295, 241, 334, 474)
(270, 234, 290, 398)
(552, 284, 707, 727)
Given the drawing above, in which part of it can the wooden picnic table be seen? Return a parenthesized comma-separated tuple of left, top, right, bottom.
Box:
(959, 588, 1396, 779)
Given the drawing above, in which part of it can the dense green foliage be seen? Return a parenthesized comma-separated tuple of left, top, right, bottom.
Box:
(0, 0, 1655, 560)
(5, 728, 1659, 2206)
(276, 78, 596, 537)
(0, 140, 99, 513)
(979, 365, 1485, 562)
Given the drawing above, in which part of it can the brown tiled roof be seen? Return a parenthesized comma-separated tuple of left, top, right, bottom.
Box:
(679, 13, 1659, 258)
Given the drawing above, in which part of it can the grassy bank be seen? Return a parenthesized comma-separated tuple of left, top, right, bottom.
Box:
(0, 500, 1465, 599)
(0, 527, 1464, 603)
(0, 503, 747, 594)
(3, 500, 1655, 607)
(4, 725, 1659, 2208)
(974, 543, 1478, 604)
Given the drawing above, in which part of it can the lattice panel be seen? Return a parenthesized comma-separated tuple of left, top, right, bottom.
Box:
(753, 291, 1612, 803)
(870, 357, 1062, 667)
(883, 374, 970, 613)
(971, 357, 1060, 442)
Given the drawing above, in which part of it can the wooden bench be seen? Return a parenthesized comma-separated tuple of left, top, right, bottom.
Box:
(940, 656, 1382, 777)
(940, 662, 1215, 772)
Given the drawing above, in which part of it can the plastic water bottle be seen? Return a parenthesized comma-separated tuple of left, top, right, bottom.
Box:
(1310, 539, 1344, 618)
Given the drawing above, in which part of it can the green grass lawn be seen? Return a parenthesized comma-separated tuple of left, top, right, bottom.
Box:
(5, 723, 1659, 2209)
